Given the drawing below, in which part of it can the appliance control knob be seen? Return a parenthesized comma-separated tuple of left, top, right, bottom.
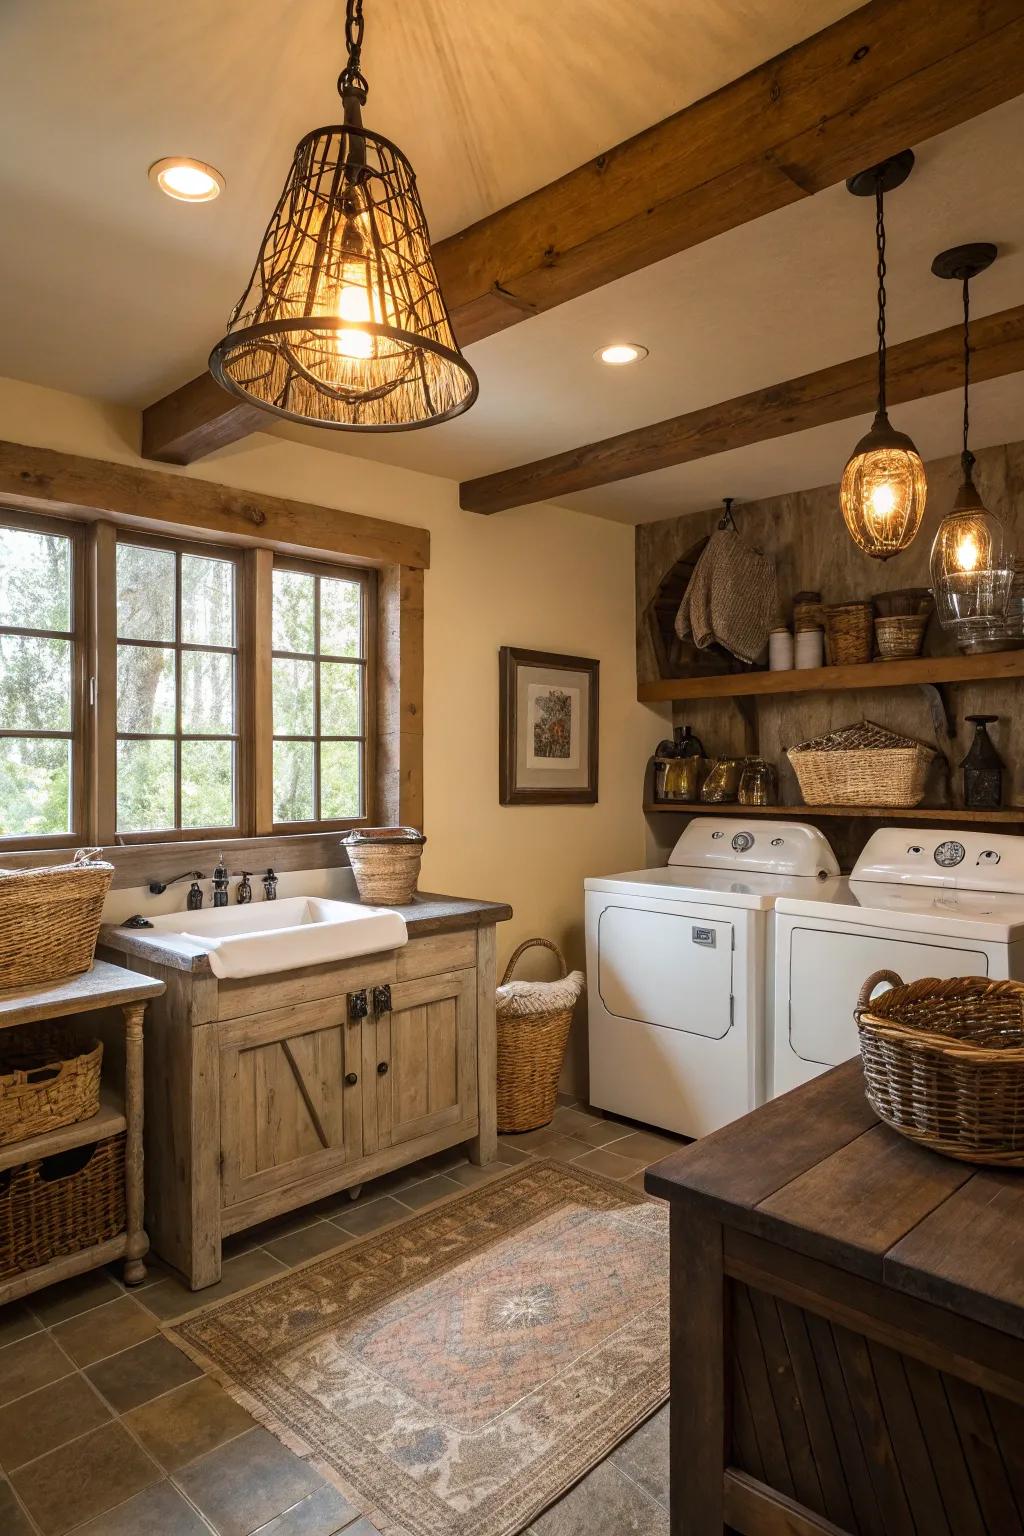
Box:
(711, 831, 724, 840)
(934, 840, 966, 868)
(731, 832, 754, 853)
(907, 845, 923, 855)
(978, 849, 1001, 864)
(770, 837, 784, 847)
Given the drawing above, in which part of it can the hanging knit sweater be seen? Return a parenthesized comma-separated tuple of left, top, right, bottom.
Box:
(674, 529, 779, 664)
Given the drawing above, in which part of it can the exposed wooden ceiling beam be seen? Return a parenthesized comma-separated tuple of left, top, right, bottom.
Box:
(0, 440, 430, 569)
(141, 0, 1024, 465)
(459, 305, 1024, 513)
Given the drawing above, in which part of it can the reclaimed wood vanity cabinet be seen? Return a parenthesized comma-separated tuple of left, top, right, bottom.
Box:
(101, 897, 511, 1288)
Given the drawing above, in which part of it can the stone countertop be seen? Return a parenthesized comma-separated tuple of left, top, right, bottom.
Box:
(99, 891, 513, 975)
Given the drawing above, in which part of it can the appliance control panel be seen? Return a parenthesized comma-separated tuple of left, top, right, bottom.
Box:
(852, 827, 1024, 892)
(668, 817, 839, 879)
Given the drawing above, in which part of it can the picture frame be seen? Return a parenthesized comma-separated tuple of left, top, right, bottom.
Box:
(499, 647, 599, 805)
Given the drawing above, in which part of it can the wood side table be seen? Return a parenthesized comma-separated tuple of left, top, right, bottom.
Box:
(0, 959, 163, 1302)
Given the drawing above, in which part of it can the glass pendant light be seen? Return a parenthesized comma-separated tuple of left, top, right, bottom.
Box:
(209, 0, 478, 432)
(929, 243, 1013, 652)
(839, 151, 926, 560)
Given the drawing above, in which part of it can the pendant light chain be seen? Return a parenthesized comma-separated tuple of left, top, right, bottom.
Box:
(338, 0, 368, 102)
(962, 273, 974, 477)
(874, 180, 887, 416)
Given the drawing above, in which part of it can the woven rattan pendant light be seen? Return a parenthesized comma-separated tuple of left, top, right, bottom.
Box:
(209, 0, 478, 432)
(839, 152, 926, 560)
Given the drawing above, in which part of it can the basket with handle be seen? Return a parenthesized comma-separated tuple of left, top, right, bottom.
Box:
(0, 1024, 103, 1149)
(496, 939, 583, 1134)
(0, 849, 114, 990)
(855, 969, 1024, 1165)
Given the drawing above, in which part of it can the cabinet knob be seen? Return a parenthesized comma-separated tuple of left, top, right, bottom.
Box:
(377, 1061, 389, 1076)
(348, 990, 368, 1022)
(344, 1072, 358, 1086)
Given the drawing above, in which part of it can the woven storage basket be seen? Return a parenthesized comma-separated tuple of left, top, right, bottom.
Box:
(0, 849, 113, 990)
(496, 939, 584, 1133)
(855, 970, 1024, 1165)
(0, 1025, 102, 1149)
(341, 827, 425, 904)
(787, 720, 933, 807)
(875, 613, 929, 659)
(792, 591, 824, 632)
(0, 1133, 125, 1278)
(872, 587, 933, 619)
(824, 601, 874, 665)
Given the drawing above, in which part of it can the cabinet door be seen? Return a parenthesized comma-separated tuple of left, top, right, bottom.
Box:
(370, 970, 477, 1151)
(220, 998, 362, 1206)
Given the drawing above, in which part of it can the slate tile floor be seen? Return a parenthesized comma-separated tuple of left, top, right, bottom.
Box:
(0, 1098, 682, 1535)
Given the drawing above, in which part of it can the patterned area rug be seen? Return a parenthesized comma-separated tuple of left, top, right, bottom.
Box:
(167, 1161, 669, 1536)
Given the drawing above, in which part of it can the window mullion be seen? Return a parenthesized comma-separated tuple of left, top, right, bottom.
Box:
(89, 521, 118, 845)
(251, 548, 275, 835)
(313, 575, 322, 823)
(173, 552, 183, 831)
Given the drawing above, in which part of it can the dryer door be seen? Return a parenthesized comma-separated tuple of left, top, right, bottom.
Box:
(597, 900, 734, 1038)
(788, 924, 989, 1068)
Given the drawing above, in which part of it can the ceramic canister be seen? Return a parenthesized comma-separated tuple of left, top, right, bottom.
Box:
(769, 627, 794, 671)
(794, 627, 825, 669)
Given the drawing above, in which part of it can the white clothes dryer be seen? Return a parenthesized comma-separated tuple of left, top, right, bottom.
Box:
(585, 818, 838, 1138)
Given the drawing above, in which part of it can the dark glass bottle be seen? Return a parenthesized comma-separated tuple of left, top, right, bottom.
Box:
(673, 725, 706, 759)
(961, 715, 1004, 810)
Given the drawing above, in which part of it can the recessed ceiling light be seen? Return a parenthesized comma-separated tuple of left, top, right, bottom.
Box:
(149, 157, 225, 203)
(595, 342, 648, 366)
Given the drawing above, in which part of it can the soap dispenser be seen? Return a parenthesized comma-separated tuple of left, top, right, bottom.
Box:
(212, 857, 229, 908)
(186, 878, 204, 911)
(236, 871, 253, 904)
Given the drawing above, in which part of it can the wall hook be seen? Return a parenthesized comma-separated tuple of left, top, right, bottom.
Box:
(718, 496, 738, 532)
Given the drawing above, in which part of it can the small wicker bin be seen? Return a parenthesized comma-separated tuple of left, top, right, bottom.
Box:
(341, 827, 425, 905)
(855, 970, 1024, 1166)
(0, 1025, 102, 1149)
(0, 849, 114, 990)
(788, 720, 933, 808)
(824, 601, 874, 665)
(496, 939, 584, 1134)
(0, 1134, 126, 1279)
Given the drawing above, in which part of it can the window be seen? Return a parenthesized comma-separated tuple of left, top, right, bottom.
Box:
(0, 516, 82, 843)
(271, 559, 371, 827)
(115, 537, 240, 838)
(0, 514, 377, 847)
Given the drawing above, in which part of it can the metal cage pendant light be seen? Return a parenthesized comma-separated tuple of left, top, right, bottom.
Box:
(929, 243, 1013, 652)
(839, 152, 926, 560)
(209, 0, 478, 432)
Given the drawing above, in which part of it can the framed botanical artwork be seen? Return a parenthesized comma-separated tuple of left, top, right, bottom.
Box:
(499, 647, 599, 805)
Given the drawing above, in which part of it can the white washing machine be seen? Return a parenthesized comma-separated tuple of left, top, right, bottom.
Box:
(773, 826, 1024, 1096)
(585, 818, 839, 1138)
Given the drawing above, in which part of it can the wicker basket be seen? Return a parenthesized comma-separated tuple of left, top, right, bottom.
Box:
(0, 849, 114, 990)
(855, 971, 1024, 1165)
(788, 720, 933, 807)
(341, 827, 425, 905)
(872, 587, 933, 619)
(496, 939, 583, 1133)
(793, 591, 825, 633)
(824, 601, 874, 665)
(0, 1134, 126, 1278)
(0, 1025, 102, 1149)
(875, 613, 929, 659)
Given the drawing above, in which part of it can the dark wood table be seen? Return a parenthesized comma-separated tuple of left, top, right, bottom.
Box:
(646, 1060, 1024, 1536)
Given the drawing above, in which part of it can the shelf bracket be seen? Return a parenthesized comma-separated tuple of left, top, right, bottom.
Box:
(919, 682, 957, 803)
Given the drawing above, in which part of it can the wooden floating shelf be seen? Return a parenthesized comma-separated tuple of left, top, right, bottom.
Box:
(637, 649, 1024, 704)
(644, 802, 1024, 822)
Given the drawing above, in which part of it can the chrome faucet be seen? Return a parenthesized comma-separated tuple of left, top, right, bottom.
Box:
(212, 858, 230, 908)
(263, 868, 278, 900)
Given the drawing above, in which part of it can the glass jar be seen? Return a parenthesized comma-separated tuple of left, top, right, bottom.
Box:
(738, 758, 778, 806)
(699, 756, 743, 804)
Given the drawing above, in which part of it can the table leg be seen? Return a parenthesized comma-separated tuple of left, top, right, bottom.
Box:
(121, 1002, 149, 1286)
(671, 1202, 729, 1534)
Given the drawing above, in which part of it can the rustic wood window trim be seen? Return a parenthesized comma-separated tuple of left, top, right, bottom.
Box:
(0, 439, 425, 878)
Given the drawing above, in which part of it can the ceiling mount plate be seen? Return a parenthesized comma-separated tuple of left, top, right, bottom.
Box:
(931, 242, 997, 281)
(846, 149, 915, 198)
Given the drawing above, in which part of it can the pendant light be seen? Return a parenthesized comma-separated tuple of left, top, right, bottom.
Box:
(209, 0, 478, 432)
(929, 242, 1013, 652)
(839, 151, 926, 560)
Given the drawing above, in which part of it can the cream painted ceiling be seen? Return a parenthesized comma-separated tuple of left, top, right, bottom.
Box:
(1, 0, 1021, 523)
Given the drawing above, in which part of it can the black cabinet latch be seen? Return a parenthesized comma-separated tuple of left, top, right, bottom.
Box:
(372, 984, 392, 1016)
(348, 990, 368, 1021)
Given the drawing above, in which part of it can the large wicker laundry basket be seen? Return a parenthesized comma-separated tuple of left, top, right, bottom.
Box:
(855, 969, 1024, 1165)
(0, 849, 114, 990)
(496, 939, 584, 1133)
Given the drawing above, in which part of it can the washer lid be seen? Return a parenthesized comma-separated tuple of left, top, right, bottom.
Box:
(667, 817, 839, 879)
(852, 827, 1024, 893)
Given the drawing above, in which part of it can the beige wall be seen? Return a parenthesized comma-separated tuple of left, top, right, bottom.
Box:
(0, 377, 669, 1092)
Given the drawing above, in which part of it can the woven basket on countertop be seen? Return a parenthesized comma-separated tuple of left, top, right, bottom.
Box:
(0, 1134, 126, 1278)
(824, 601, 874, 665)
(788, 720, 933, 807)
(856, 970, 1024, 1165)
(341, 827, 425, 905)
(0, 1025, 102, 1149)
(496, 939, 584, 1134)
(0, 849, 114, 990)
